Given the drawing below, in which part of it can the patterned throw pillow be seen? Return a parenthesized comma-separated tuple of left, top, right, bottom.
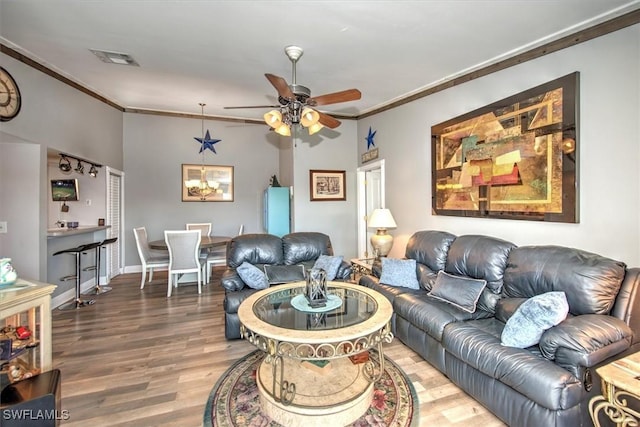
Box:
(501, 291, 569, 348)
(379, 258, 420, 290)
(427, 271, 487, 313)
(312, 255, 344, 280)
(236, 262, 268, 290)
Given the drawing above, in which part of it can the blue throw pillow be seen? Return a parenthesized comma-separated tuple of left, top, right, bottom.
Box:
(427, 271, 487, 313)
(312, 255, 344, 280)
(379, 258, 420, 290)
(236, 262, 269, 290)
(501, 291, 569, 348)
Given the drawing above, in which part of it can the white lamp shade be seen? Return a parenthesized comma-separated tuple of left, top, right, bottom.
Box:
(300, 107, 320, 127)
(368, 208, 397, 229)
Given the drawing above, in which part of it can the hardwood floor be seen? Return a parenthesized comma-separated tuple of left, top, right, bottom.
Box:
(52, 269, 505, 426)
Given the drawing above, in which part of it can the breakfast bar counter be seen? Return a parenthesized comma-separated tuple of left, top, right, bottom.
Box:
(47, 225, 110, 238)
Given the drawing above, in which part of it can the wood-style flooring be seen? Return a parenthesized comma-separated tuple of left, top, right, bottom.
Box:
(52, 269, 505, 426)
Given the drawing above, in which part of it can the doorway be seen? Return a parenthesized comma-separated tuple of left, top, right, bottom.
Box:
(356, 159, 385, 258)
(105, 167, 124, 280)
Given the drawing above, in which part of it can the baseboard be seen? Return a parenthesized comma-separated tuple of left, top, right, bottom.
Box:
(51, 278, 98, 309)
(123, 265, 168, 274)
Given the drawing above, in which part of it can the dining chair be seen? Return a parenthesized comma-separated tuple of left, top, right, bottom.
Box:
(133, 226, 170, 290)
(165, 229, 205, 297)
(186, 222, 212, 258)
(205, 224, 244, 283)
(185, 223, 211, 236)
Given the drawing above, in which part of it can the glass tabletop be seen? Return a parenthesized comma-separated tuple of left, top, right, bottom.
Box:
(252, 285, 378, 331)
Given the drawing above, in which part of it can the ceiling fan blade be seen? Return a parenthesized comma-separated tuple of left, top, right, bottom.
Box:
(265, 73, 296, 100)
(308, 89, 361, 106)
(224, 105, 280, 109)
(317, 112, 341, 129)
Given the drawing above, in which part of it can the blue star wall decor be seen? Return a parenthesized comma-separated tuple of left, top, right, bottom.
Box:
(365, 126, 377, 150)
(194, 130, 221, 154)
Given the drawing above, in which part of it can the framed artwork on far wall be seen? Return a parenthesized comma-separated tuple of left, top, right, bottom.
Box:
(309, 169, 346, 201)
(182, 164, 234, 202)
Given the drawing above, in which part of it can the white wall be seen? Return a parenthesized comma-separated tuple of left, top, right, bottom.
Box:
(0, 52, 124, 299)
(122, 113, 280, 266)
(0, 142, 43, 280)
(358, 24, 640, 266)
(292, 122, 359, 259)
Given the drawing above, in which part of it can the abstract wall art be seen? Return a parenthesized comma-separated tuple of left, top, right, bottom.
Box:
(431, 72, 579, 223)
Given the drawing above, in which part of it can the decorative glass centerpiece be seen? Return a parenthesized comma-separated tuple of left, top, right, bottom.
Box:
(305, 268, 328, 308)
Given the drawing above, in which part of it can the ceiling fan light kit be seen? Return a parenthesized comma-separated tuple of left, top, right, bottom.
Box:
(225, 45, 361, 136)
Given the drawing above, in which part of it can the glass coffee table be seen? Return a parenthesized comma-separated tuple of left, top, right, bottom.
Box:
(238, 281, 393, 426)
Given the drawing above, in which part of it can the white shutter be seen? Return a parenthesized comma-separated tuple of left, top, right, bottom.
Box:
(106, 169, 123, 279)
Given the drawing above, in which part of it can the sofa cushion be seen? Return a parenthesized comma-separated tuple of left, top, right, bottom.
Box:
(445, 235, 516, 313)
(444, 319, 584, 411)
(405, 230, 456, 272)
(313, 255, 344, 280)
(495, 298, 527, 323)
(227, 234, 283, 268)
(503, 246, 626, 315)
(282, 232, 333, 265)
(236, 262, 269, 290)
(263, 264, 306, 284)
(379, 258, 420, 289)
(416, 264, 438, 292)
(501, 292, 569, 348)
(428, 271, 487, 313)
(394, 293, 491, 342)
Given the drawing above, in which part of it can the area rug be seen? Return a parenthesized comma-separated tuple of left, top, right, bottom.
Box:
(204, 350, 419, 427)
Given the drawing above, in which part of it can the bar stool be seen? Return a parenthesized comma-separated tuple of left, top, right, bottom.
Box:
(87, 237, 118, 295)
(53, 243, 97, 310)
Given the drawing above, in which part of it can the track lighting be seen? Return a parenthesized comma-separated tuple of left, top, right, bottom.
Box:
(58, 156, 72, 172)
(75, 160, 84, 174)
(58, 153, 102, 178)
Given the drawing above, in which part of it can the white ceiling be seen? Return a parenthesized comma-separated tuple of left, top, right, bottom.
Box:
(1, 0, 638, 122)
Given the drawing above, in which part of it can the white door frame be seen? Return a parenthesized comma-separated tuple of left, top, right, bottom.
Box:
(356, 159, 385, 258)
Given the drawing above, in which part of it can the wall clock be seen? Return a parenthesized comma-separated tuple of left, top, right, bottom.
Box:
(0, 67, 21, 122)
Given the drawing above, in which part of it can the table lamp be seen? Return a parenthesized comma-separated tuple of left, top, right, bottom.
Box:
(368, 208, 397, 258)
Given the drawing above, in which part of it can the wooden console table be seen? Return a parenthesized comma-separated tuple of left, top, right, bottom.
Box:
(0, 279, 56, 374)
(589, 351, 640, 427)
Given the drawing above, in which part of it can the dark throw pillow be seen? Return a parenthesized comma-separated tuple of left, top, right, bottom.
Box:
(379, 258, 420, 290)
(263, 264, 306, 285)
(427, 271, 487, 313)
(312, 255, 344, 280)
(501, 291, 569, 348)
(236, 262, 268, 290)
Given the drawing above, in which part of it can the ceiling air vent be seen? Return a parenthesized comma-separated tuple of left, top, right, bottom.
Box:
(90, 49, 140, 66)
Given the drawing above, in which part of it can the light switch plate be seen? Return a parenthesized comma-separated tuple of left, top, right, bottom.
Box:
(0, 221, 7, 234)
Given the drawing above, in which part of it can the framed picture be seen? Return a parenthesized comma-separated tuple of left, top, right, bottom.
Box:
(182, 164, 234, 202)
(309, 170, 346, 201)
(431, 72, 579, 223)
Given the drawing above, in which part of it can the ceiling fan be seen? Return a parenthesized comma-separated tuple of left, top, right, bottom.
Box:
(224, 46, 361, 136)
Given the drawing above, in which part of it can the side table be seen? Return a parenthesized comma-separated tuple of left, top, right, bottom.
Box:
(589, 351, 640, 426)
(350, 258, 375, 282)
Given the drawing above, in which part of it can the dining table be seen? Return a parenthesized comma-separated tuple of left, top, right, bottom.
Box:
(148, 235, 232, 285)
(148, 235, 231, 250)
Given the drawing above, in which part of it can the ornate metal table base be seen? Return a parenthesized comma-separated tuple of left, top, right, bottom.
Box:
(590, 387, 639, 427)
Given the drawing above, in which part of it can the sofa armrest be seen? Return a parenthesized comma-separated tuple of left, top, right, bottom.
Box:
(221, 269, 245, 291)
(335, 260, 353, 280)
(539, 314, 632, 372)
